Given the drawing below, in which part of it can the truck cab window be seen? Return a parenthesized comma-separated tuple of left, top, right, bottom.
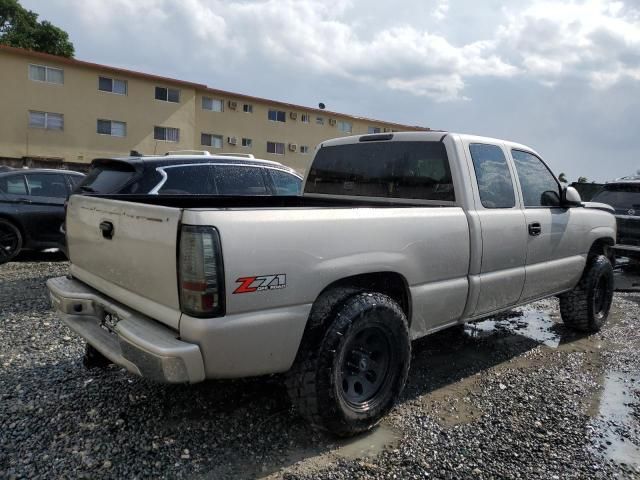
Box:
(469, 143, 515, 208)
(512, 150, 561, 207)
(305, 141, 454, 201)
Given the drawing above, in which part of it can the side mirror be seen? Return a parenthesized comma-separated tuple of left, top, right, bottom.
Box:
(561, 186, 582, 207)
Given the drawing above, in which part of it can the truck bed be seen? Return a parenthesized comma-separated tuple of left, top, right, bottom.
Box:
(84, 194, 447, 209)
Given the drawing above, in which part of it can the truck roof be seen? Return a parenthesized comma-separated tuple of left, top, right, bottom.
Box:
(318, 131, 543, 158)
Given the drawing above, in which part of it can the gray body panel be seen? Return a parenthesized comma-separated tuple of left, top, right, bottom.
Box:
(53, 131, 616, 380)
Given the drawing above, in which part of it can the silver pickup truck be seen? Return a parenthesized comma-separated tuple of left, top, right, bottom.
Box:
(48, 131, 616, 436)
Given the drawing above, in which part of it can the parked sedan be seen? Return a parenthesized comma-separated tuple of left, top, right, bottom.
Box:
(0, 169, 84, 263)
(74, 152, 303, 196)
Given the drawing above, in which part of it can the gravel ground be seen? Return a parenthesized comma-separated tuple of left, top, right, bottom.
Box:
(1, 254, 639, 479)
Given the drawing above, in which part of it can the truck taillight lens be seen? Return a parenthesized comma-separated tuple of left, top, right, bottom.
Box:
(178, 225, 225, 317)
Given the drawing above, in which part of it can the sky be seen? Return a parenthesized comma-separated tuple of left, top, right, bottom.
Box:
(22, 0, 640, 182)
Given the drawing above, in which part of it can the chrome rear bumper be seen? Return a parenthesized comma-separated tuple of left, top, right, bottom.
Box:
(47, 276, 205, 383)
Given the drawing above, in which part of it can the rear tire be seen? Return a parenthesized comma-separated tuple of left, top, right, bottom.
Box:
(286, 292, 410, 437)
(559, 255, 614, 333)
(0, 219, 22, 264)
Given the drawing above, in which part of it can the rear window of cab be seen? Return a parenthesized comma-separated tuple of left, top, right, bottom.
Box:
(305, 141, 454, 202)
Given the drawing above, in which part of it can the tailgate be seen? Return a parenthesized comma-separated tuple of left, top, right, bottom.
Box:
(66, 195, 183, 330)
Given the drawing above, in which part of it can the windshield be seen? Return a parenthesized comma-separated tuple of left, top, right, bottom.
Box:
(592, 184, 640, 211)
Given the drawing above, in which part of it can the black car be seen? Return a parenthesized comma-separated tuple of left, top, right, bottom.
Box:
(74, 153, 303, 196)
(591, 177, 640, 264)
(0, 168, 84, 263)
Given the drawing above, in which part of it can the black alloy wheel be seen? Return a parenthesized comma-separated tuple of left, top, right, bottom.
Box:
(339, 325, 393, 411)
(0, 220, 22, 264)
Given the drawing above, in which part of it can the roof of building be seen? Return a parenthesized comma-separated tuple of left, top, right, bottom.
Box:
(0, 45, 429, 131)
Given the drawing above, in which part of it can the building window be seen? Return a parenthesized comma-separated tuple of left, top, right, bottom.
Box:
(242, 138, 252, 148)
(267, 141, 285, 155)
(316, 117, 324, 125)
(97, 119, 126, 137)
(300, 145, 310, 154)
(155, 86, 180, 103)
(337, 121, 353, 134)
(98, 76, 127, 95)
(301, 114, 310, 123)
(243, 104, 253, 113)
(154, 126, 180, 142)
(368, 126, 381, 134)
(268, 109, 286, 122)
(202, 97, 223, 112)
(201, 133, 223, 148)
(28, 111, 63, 130)
(29, 64, 63, 84)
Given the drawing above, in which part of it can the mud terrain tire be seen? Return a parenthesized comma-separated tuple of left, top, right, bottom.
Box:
(286, 292, 410, 437)
(559, 255, 614, 333)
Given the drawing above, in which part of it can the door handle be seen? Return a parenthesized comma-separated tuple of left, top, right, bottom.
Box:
(17, 198, 32, 204)
(528, 222, 542, 236)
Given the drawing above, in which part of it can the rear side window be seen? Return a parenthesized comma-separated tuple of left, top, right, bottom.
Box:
(215, 166, 268, 195)
(469, 144, 515, 208)
(270, 170, 302, 195)
(158, 165, 217, 194)
(68, 175, 84, 188)
(26, 173, 68, 198)
(77, 162, 137, 194)
(0, 175, 28, 195)
(305, 141, 454, 201)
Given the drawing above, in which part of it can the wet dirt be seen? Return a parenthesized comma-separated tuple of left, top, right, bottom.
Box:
(589, 372, 640, 469)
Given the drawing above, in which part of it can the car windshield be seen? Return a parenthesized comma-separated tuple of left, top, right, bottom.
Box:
(592, 184, 640, 211)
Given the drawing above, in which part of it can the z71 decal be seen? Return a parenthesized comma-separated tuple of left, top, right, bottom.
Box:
(233, 274, 287, 294)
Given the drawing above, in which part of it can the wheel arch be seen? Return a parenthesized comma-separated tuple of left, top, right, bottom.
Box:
(588, 237, 615, 262)
(296, 271, 412, 357)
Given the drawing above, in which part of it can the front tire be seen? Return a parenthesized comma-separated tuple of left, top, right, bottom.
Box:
(0, 219, 22, 264)
(559, 255, 614, 333)
(286, 292, 410, 437)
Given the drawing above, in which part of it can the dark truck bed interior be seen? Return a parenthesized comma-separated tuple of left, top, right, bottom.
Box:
(82, 194, 448, 209)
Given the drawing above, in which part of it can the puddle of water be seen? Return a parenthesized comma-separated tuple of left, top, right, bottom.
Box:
(334, 424, 400, 460)
(258, 424, 400, 479)
(592, 373, 640, 468)
(464, 309, 562, 348)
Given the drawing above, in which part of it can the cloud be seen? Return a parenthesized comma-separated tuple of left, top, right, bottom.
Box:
(28, 0, 640, 101)
(497, 0, 640, 88)
(432, 0, 450, 21)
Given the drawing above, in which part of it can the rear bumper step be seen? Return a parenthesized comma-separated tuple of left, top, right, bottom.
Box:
(47, 276, 205, 383)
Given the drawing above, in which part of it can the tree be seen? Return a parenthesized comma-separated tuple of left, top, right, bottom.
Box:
(578, 176, 588, 183)
(0, 0, 74, 57)
(558, 172, 567, 183)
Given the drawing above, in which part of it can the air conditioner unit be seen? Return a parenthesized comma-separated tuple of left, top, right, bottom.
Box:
(227, 136, 237, 145)
(288, 143, 298, 152)
(290, 112, 298, 120)
(329, 118, 337, 126)
(228, 100, 238, 110)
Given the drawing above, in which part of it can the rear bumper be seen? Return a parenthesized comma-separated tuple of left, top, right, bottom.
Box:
(47, 276, 205, 383)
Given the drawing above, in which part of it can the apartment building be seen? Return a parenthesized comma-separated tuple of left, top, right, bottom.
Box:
(0, 45, 428, 174)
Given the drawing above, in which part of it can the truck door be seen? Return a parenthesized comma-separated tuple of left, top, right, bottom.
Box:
(467, 143, 527, 316)
(510, 149, 585, 301)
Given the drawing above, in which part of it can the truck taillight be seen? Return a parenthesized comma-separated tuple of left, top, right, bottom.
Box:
(178, 225, 225, 317)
